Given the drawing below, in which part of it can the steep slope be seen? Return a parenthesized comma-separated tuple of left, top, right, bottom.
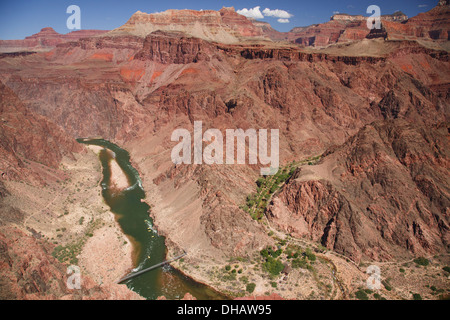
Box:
(0, 81, 82, 184)
(267, 119, 449, 262)
(1, 28, 448, 262)
(406, 0, 450, 40)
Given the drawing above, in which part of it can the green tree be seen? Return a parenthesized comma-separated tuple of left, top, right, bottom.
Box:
(256, 178, 265, 188)
(412, 293, 422, 300)
(413, 257, 429, 266)
(263, 257, 284, 276)
(246, 283, 256, 293)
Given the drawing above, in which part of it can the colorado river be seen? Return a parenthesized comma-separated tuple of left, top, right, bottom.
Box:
(77, 138, 227, 300)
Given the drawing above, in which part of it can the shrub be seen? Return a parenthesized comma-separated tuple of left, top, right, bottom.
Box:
(272, 249, 283, 258)
(260, 249, 269, 258)
(263, 257, 284, 276)
(225, 265, 231, 271)
(292, 258, 307, 269)
(256, 178, 266, 188)
(222, 273, 236, 281)
(399, 268, 405, 273)
(355, 290, 369, 300)
(271, 282, 277, 288)
(412, 293, 422, 300)
(246, 283, 256, 293)
(443, 266, 450, 273)
(382, 280, 392, 291)
(413, 257, 429, 266)
(285, 249, 293, 259)
(247, 194, 256, 207)
(240, 276, 248, 284)
(262, 246, 283, 258)
(305, 249, 316, 262)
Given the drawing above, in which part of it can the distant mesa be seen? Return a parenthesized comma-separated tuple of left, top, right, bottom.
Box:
(0, 27, 108, 53)
(104, 7, 268, 44)
(281, 1, 449, 47)
(330, 11, 408, 22)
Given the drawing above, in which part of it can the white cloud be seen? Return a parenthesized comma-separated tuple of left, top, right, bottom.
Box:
(418, 4, 428, 8)
(236, 6, 264, 19)
(333, 11, 340, 14)
(238, 6, 293, 23)
(262, 8, 293, 19)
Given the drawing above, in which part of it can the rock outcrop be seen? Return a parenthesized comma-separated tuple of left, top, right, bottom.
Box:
(134, 31, 215, 64)
(405, 2, 450, 40)
(267, 120, 449, 262)
(0, 81, 82, 184)
(263, 2, 449, 47)
(106, 7, 267, 44)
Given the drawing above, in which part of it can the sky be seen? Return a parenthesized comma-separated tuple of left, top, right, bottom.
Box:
(0, 0, 439, 40)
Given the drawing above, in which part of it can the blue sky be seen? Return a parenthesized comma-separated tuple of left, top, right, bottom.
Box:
(0, 0, 438, 40)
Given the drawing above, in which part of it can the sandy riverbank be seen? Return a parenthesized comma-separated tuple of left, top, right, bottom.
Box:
(81, 146, 135, 284)
(87, 145, 130, 191)
(4, 146, 142, 299)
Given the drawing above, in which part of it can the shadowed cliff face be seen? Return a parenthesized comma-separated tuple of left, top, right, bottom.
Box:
(0, 6, 448, 301)
(267, 120, 449, 262)
(0, 82, 82, 184)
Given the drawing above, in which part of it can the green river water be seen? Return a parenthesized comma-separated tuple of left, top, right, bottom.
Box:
(77, 138, 227, 300)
